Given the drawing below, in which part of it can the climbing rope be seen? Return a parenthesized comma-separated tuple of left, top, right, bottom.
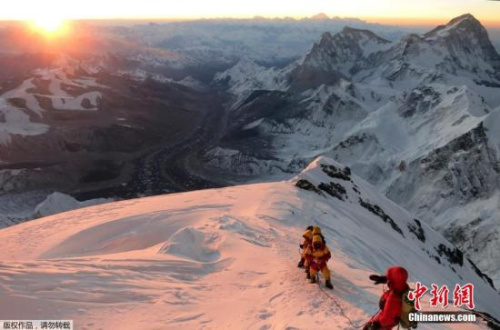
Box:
(316, 280, 364, 329)
(297, 245, 366, 329)
(297, 240, 371, 329)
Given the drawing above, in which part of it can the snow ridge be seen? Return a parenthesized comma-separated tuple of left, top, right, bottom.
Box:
(0, 157, 498, 328)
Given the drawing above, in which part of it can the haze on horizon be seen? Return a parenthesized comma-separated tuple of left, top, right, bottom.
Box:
(1, 0, 500, 27)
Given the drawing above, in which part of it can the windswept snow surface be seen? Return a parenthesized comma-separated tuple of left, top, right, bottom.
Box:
(0, 157, 497, 329)
(0, 191, 113, 229)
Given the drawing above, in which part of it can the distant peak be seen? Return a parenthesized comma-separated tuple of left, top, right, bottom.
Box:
(448, 13, 478, 25)
(341, 26, 373, 35)
(320, 31, 333, 40)
(424, 13, 487, 39)
(311, 13, 330, 20)
(339, 27, 391, 44)
(444, 13, 484, 30)
(341, 26, 358, 34)
(311, 32, 333, 48)
(232, 57, 265, 71)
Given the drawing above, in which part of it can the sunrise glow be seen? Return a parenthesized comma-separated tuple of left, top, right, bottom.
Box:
(29, 16, 68, 36)
(32, 18, 65, 33)
(0, 0, 497, 27)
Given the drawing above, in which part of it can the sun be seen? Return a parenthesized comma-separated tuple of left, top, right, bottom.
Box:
(30, 16, 67, 36)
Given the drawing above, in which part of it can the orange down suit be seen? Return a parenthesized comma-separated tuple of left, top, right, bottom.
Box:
(301, 229, 313, 266)
(305, 234, 331, 281)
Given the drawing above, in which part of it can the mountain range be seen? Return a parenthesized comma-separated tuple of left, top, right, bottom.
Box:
(0, 12, 499, 297)
(207, 14, 500, 287)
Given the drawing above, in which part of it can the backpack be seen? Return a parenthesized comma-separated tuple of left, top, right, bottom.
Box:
(400, 288, 418, 329)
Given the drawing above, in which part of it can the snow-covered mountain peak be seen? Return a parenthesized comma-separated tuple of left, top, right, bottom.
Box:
(441, 13, 480, 29)
(213, 58, 287, 107)
(288, 27, 391, 88)
(213, 57, 266, 85)
(450, 13, 477, 23)
(202, 14, 500, 292)
(340, 26, 390, 45)
(422, 14, 500, 73)
(301, 27, 391, 69)
(428, 13, 483, 36)
(356, 14, 500, 89)
(425, 14, 480, 38)
(316, 31, 334, 48)
(424, 13, 499, 58)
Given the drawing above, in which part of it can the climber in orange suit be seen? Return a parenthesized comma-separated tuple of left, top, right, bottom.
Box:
(305, 227, 333, 289)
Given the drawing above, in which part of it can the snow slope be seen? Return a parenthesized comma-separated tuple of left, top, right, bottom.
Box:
(0, 191, 112, 229)
(0, 157, 498, 329)
(213, 58, 288, 108)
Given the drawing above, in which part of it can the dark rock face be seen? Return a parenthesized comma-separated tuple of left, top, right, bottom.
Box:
(399, 86, 442, 118)
(318, 182, 347, 200)
(468, 258, 496, 289)
(386, 123, 499, 216)
(417, 123, 500, 200)
(408, 219, 426, 242)
(296, 179, 322, 194)
(358, 197, 404, 237)
(288, 63, 346, 90)
(335, 133, 379, 150)
(288, 28, 390, 88)
(435, 243, 464, 267)
(321, 164, 352, 181)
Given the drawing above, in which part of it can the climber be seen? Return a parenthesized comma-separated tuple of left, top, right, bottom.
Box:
(305, 227, 333, 290)
(298, 225, 314, 268)
(363, 266, 415, 330)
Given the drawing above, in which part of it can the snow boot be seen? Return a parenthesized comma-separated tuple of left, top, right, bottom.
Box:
(297, 258, 305, 268)
(310, 276, 317, 284)
(325, 280, 333, 290)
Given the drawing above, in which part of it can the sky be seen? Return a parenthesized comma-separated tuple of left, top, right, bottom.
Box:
(1, 0, 499, 27)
